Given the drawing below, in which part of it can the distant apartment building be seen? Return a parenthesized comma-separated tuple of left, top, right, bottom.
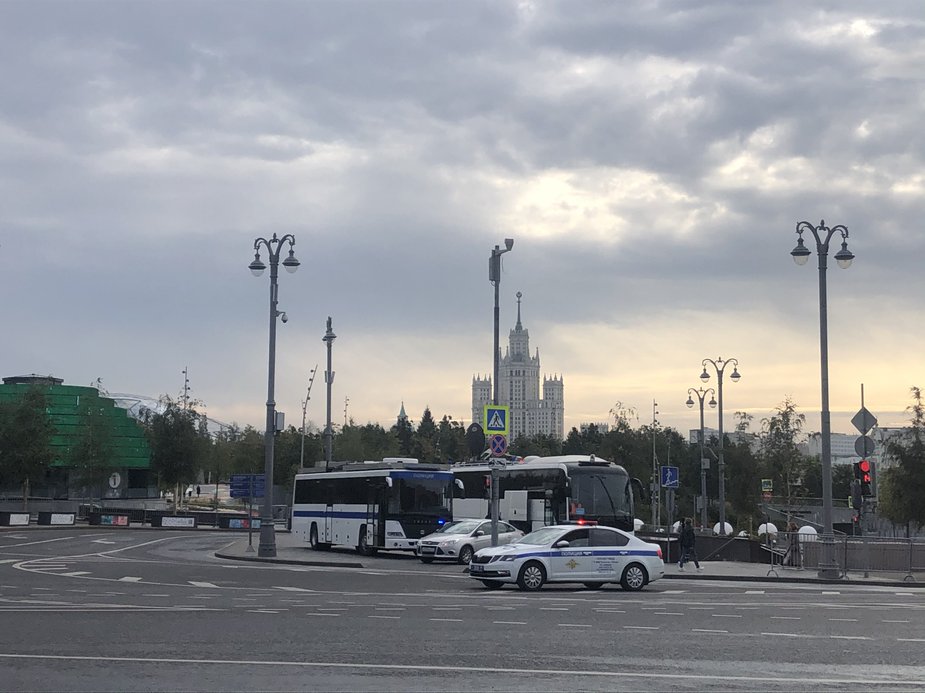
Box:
(472, 292, 564, 442)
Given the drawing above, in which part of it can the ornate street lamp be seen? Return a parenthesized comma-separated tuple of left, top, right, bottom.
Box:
(791, 219, 854, 579)
(687, 387, 716, 529)
(699, 358, 740, 535)
(249, 233, 299, 558)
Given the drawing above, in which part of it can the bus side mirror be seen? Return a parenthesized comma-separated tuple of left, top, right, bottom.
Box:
(631, 477, 647, 504)
(384, 477, 393, 488)
(455, 478, 464, 491)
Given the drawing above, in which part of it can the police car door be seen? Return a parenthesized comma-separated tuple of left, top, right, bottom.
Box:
(588, 527, 630, 579)
(549, 528, 593, 580)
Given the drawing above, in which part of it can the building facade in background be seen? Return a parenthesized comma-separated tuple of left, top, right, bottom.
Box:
(472, 293, 564, 442)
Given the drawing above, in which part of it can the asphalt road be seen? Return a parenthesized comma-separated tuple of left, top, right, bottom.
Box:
(2, 529, 924, 691)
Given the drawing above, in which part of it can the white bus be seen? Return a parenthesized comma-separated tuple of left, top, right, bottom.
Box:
(292, 459, 456, 555)
(452, 455, 644, 533)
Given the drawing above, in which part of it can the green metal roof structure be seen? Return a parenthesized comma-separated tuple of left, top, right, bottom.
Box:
(0, 375, 151, 469)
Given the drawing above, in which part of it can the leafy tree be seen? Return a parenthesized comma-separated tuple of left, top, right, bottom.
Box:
(391, 414, 414, 457)
(142, 396, 209, 503)
(436, 416, 467, 463)
(759, 398, 810, 505)
(411, 407, 438, 462)
(880, 387, 925, 534)
(68, 399, 115, 503)
(0, 386, 55, 509)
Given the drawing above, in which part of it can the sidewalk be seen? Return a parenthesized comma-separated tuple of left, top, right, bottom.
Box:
(214, 532, 925, 587)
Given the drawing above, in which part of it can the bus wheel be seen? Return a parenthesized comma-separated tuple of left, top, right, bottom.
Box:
(457, 545, 474, 565)
(480, 580, 504, 589)
(620, 563, 648, 591)
(517, 561, 546, 591)
(309, 524, 330, 551)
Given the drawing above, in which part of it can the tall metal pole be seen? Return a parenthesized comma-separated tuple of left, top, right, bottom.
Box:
(323, 318, 336, 472)
(249, 233, 300, 558)
(700, 358, 739, 535)
(791, 220, 854, 579)
(299, 366, 318, 470)
(488, 239, 513, 547)
(688, 387, 715, 530)
(651, 400, 658, 528)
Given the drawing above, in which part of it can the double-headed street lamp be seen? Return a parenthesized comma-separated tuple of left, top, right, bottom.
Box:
(489, 238, 514, 405)
(791, 219, 854, 579)
(699, 357, 740, 535)
(687, 387, 716, 530)
(249, 233, 300, 558)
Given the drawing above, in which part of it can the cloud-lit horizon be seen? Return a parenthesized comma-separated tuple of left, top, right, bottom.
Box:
(2, 1, 923, 444)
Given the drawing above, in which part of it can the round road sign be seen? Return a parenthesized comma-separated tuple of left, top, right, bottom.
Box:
(488, 434, 508, 457)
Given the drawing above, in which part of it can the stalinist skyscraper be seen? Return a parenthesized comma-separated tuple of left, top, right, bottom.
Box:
(472, 292, 564, 442)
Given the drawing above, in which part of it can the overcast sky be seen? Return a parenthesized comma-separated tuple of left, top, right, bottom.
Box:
(2, 1, 923, 443)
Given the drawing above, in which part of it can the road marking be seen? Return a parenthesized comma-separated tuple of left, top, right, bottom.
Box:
(484, 606, 515, 610)
(661, 590, 686, 594)
(248, 610, 282, 614)
(771, 616, 800, 620)
(0, 559, 18, 564)
(692, 629, 728, 634)
(60, 572, 91, 577)
(368, 615, 399, 619)
(623, 626, 658, 630)
(316, 608, 348, 612)
(118, 577, 143, 582)
(712, 614, 742, 618)
(429, 618, 463, 622)
(493, 621, 526, 625)
(275, 586, 315, 592)
(432, 607, 462, 611)
(821, 591, 840, 595)
(375, 607, 405, 611)
(654, 612, 683, 616)
(189, 581, 219, 588)
(884, 620, 910, 623)
(305, 612, 340, 617)
(829, 618, 858, 622)
(541, 607, 569, 611)
(91, 540, 117, 545)
(559, 624, 592, 628)
(831, 635, 870, 640)
(595, 609, 626, 613)
(898, 638, 925, 643)
(761, 632, 813, 638)
(744, 590, 765, 594)
(2, 653, 923, 687)
(894, 593, 915, 597)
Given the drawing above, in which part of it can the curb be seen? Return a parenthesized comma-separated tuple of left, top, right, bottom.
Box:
(214, 550, 366, 569)
(663, 572, 923, 587)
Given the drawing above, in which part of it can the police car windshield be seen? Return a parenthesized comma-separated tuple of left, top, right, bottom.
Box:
(435, 520, 481, 535)
(518, 527, 568, 546)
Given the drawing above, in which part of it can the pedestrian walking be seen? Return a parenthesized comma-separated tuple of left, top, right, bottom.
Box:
(678, 518, 702, 571)
(783, 521, 802, 567)
(196, 485, 201, 498)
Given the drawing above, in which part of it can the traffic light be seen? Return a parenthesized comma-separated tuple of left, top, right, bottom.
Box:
(853, 461, 862, 481)
(859, 460, 873, 496)
(850, 480, 862, 510)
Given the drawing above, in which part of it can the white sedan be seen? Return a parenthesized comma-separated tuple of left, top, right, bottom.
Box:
(417, 519, 523, 564)
(468, 524, 664, 591)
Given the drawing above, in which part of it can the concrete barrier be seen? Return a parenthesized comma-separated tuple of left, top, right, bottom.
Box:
(151, 515, 197, 528)
(88, 512, 130, 526)
(37, 512, 75, 526)
(0, 511, 30, 526)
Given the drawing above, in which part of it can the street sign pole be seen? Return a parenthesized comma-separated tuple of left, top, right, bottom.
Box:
(247, 475, 255, 552)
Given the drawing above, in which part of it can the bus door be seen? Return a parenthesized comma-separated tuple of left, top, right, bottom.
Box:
(324, 503, 333, 542)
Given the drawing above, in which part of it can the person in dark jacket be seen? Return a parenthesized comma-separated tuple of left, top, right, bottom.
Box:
(678, 518, 702, 571)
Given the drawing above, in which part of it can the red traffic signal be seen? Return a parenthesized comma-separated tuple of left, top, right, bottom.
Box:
(859, 460, 873, 495)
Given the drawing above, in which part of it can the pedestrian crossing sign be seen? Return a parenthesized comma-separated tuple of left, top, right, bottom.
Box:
(483, 405, 509, 437)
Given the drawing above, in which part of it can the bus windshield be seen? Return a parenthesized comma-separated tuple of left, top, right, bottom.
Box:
(569, 468, 631, 519)
(392, 477, 452, 515)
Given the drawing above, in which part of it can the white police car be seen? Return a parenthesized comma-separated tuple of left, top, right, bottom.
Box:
(468, 524, 664, 591)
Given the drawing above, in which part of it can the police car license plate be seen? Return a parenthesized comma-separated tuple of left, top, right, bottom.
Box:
(469, 564, 484, 572)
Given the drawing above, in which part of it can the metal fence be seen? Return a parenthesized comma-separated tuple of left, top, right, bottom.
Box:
(769, 531, 925, 581)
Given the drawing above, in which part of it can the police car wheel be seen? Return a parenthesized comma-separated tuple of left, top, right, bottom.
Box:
(583, 582, 605, 590)
(620, 563, 648, 591)
(517, 561, 547, 591)
(458, 545, 474, 565)
(480, 580, 504, 590)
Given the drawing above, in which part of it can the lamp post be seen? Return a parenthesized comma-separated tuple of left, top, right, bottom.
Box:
(489, 238, 514, 405)
(687, 387, 716, 529)
(323, 317, 336, 472)
(699, 357, 740, 535)
(249, 233, 300, 558)
(299, 366, 318, 470)
(791, 219, 854, 579)
(488, 238, 513, 548)
(651, 400, 659, 528)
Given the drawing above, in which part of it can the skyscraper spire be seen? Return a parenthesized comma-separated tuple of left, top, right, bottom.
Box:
(515, 291, 523, 331)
